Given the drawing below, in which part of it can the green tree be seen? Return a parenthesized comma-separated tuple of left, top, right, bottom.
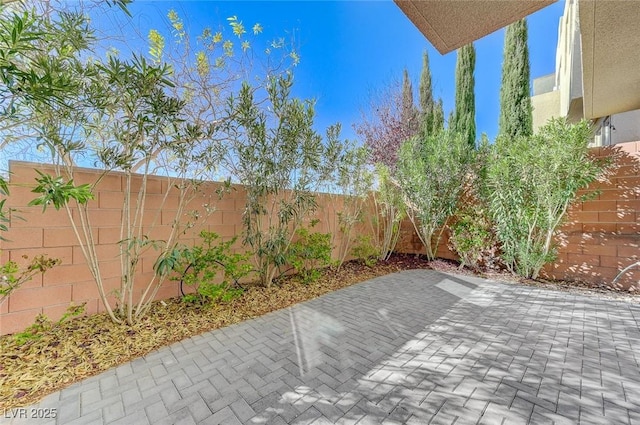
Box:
(396, 130, 472, 260)
(418, 52, 433, 116)
(451, 43, 476, 148)
(370, 164, 406, 261)
(0, 1, 131, 154)
(401, 68, 418, 133)
(486, 119, 606, 279)
(447, 134, 498, 271)
(418, 50, 444, 136)
(3, 3, 221, 325)
(224, 73, 342, 287)
(499, 19, 533, 138)
(333, 143, 373, 269)
(432, 98, 444, 133)
(0, 5, 92, 146)
(151, 10, 298, 177)
(29, 53, 216, 324)
(418, 51, 434, 132)
(2, 2, 304, 323)
(0, 1, 127, 305)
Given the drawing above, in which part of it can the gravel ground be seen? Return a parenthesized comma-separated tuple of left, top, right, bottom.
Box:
(427, 258, 640, 304)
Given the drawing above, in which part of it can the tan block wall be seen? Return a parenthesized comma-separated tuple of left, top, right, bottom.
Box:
(2, 141, 638, 335)
(0, 162, 245, 335)
(395, 141, 640, 289)
(545, 142, 640, 288)
(0, 162, 352, 335)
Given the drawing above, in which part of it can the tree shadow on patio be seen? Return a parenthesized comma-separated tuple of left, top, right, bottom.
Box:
(246, 271, 640, 424)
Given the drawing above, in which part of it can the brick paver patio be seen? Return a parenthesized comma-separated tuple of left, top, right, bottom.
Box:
(4, 269, 640, 424)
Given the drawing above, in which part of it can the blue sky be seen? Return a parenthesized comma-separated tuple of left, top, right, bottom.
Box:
(101, 0, 565, 144)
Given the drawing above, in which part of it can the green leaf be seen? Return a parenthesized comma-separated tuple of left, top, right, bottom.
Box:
(28, 171, 94, 211)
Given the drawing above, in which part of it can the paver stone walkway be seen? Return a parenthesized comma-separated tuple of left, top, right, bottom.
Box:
(4, 269, 640, 424)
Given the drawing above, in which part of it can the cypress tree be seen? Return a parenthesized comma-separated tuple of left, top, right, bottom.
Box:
(499, 19, 533, 138)
(452, 43, 476, 148)
(418, 51, 434, 133)
(401, 68, 418, 132)
(432, 98, 444, 134)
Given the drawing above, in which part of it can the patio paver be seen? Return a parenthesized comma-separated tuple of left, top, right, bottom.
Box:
(3, 269, 640, 424)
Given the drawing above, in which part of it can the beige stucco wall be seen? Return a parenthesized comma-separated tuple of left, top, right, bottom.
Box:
(532, 90, 561, 132)
(580, 1, 640, 119)
(532, 0, 581, 132)
(556, 0, 582, 119)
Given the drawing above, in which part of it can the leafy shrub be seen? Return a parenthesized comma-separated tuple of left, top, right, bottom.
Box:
(225, 74, 342, 287)
(0, 1, 298, 325)
(448, 136, 502, 271)
(173, 231, 252, 304)
(0, 255, 61, 304)
(396, 130, 472, 260)
(485, 119, 607, 278)
(0, 177, 11, 238)
(351, 235, 379, 267)
(0, 171, 62, 304)
(333, 143, 372, 269)
(29, 171, 94, 210)
(286, 221, 333, 283)
(369, 164, 405, 261)
(13, 304, 85, 346)
(447, 207, 497, 271)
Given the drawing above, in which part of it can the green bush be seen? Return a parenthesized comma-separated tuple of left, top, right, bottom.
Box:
(0, 178, 61, 303)
(286, 221, 333, 283)
(13, 304, 85, 346)
(0, 255, 61, 304)
(485, 119, 607, 279)
(448, 206, 496, 271)
(396, 130, 472, 260)
(448, 136, 501, 271)
(351, 235, 379, 267)
(225, 74, 342, 287)
(334, 143, 372, 269)
(173, 231, 252, 304)
(370, 163, 405, 261)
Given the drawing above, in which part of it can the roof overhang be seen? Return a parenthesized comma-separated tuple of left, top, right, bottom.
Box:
(580, 0, 640, 119)
(393, 0, 557, 54)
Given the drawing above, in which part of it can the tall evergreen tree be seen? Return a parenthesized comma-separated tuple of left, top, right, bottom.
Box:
(451, 43, 476, 148)
(418, 51, 446, 136)
(448, 110, 455, 130)
(419, 51, 434, 131)
(401, 68, 418, 133)
(499, 19, 533, 138)
(432, 98, 444, 134)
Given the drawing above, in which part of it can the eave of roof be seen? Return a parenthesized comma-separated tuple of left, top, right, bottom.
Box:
(580, 0, 640, 119)
(394, 0, 557, 54)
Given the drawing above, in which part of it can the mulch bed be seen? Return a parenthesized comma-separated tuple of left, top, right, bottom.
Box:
(1, 253, 636, 410)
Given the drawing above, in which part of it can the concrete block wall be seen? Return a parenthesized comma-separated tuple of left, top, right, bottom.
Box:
(0, 162, 248, 335)
(544, 142, 640, 288)
(395, 142, 640, 289)
(0, 162, 353, 335)
(2, 141, 638, 335)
